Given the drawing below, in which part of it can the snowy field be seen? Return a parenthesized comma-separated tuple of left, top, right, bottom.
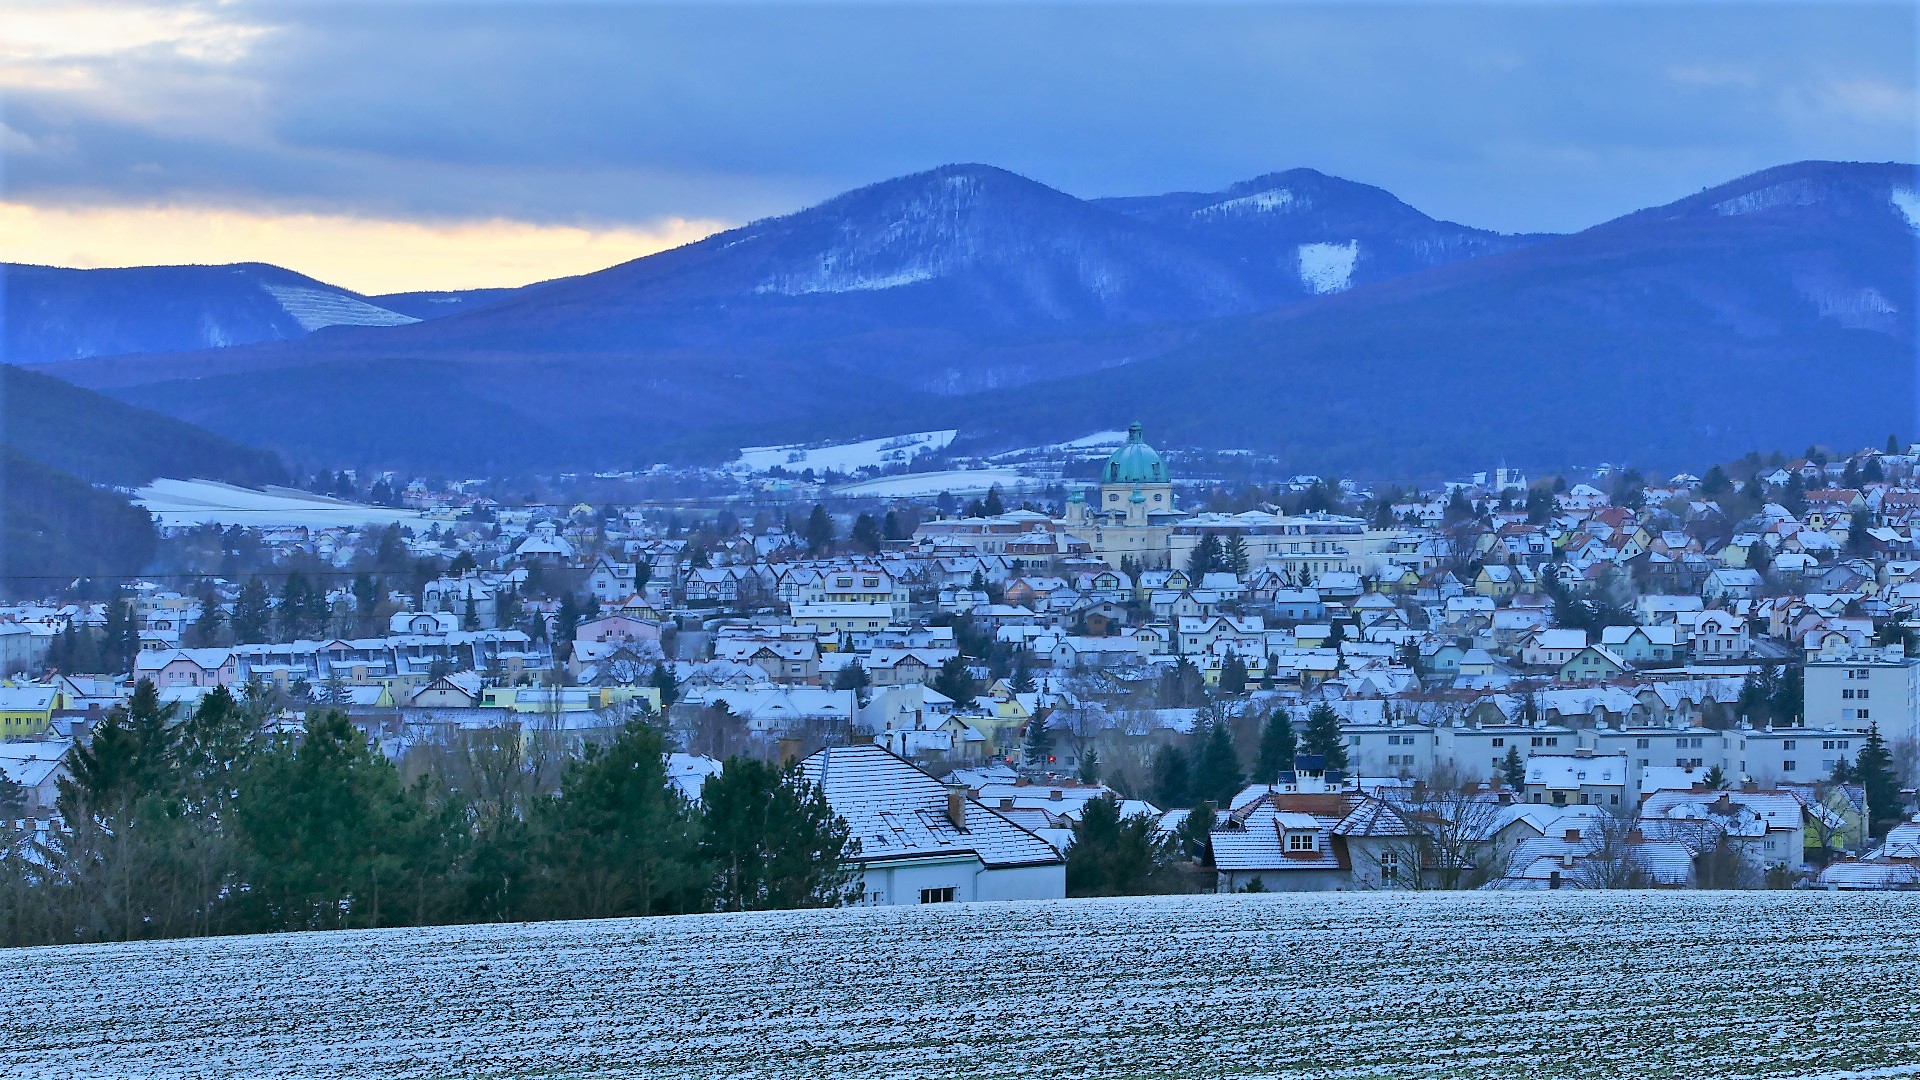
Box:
(832, 467, 1042, 498)
(135, 478, 431, 528)
(5, 891, 1920, 1079)
(732, 429, 957, 474)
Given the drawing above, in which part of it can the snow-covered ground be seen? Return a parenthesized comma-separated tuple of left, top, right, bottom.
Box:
(832, 468, 1040, 498)
(134, 478, 430, 529)
(5, 891, 1919, 1079)
(258, 284, 419, 332)
(733, 430, 958, 474)
(1296, 240, 1359, 294)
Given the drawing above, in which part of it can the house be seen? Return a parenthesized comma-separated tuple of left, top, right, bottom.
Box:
(1559, 646, 1629, 682)
(0, 686, 61, 739)
(1599, 625, 1681, 666)
(132, 648, 240, 690)
(0, 739, 70, 818)
(1704, 568, 1764, 603)
(797, 743, 1064, 905)
(1523, 750, 1631, 808)
(1520, 628, 1588, 668)
(1690, 612, 1752, 660)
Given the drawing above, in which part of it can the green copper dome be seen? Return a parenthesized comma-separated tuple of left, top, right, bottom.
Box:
(1105, 422, 1166, 484)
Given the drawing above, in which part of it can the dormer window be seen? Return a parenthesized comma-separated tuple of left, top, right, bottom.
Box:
(1287, 831, 1317, 852)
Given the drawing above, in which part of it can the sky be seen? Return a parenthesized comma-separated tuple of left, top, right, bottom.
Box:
(2, 0, 1915, 294)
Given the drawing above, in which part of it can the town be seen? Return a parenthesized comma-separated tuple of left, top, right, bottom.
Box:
(4, 418, 1919, 940)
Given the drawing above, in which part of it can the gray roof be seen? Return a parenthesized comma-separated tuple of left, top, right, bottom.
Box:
(798, 744, 1062, 869)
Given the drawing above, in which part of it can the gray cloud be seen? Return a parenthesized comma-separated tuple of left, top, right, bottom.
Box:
(4, 1, 1914, 233)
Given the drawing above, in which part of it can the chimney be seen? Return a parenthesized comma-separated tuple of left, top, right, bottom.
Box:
(1049, 789, 1064, 801)
(1564, 827, 1582, 843)
(998, 797, 1014, 809)
(946, 783, 970, 831)
(777, 737, 801, 766)
(1627, 827, 1645, 844)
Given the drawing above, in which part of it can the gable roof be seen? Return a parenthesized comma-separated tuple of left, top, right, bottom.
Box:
(797, 743, 1062, 869)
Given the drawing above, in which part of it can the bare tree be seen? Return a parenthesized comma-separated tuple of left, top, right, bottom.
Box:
(1573, 804, 1653, 890)
(1374, 762, 1507, 890)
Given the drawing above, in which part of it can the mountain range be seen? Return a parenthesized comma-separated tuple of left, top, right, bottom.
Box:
(18, 159, 1919, 475)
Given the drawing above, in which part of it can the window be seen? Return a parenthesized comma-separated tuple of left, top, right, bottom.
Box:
(1783, 760, 1797, 772)
(1782, 740, 1797, 750)
(1288, 831, 1317, 852)
(1635, 738, 1650, 749)
(1491, 737, 1505, 748)
(1859, 709, 1871, 720)
(1379, 850, 1401, 880)
(919, 887, 956, 904)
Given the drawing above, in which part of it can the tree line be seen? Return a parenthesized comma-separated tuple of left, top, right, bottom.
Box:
(0, 681, 860, 948)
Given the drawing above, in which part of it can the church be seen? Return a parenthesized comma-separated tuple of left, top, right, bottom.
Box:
(1060, 422, 1184, 569)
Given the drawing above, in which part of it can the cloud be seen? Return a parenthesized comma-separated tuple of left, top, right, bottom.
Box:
(0, 202, 728, 293)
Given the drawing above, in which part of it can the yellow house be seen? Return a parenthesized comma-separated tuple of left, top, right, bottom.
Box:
(0, 685, 61, 738)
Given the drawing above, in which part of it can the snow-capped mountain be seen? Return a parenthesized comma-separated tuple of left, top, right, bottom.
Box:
(36, 159, 1918, 473)
(1093, 167, 1549, 299)
(964, 160, 1920, 473)
(0, 262, 514, 366)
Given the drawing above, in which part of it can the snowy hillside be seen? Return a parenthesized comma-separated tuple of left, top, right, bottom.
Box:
(6, 892, 1920, 1079)
(733, 429, 957, 474)
(3, 262, 419, 365)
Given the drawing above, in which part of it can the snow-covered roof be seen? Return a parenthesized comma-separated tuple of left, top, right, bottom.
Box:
(798, 744, 1061, 869)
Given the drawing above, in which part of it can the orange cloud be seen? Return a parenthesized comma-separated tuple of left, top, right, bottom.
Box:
(0, 202, 730, 294)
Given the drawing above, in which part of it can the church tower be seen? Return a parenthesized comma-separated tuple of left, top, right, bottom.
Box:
(1068, 421, 1179, 568)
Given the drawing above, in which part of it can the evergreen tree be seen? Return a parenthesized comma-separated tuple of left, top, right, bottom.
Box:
(804, 504, 835, 554)
(850, 513, 883, 553)
(982, 484, 1006, 517)
(1009, 653, 1037, 694)
(1186, 533, 1224, 579)
(650, 663, 679, 709)
(1501, 745, 1526, 790)
(1078, 747, 1101, 785)
(1194, 721, 1242, 804)
(554, 594, 580, 658)
(462, 594, 480, 631)
(100, 591, 137, 673)
(1254, 710, 1297, 784)
(698, 759, 861, 912)
(882, 509, 905, 542)
(1150, 744, 1191, 808)
(1855, 723, 1903, 838)
(185, 597, 224, 649)
(535, 718, 700, 918)
(232, 709, 453, 931)
(1703, 764, 1730, 790)
(932, 656, 976, 709)
(1065, 794, 1171, 897)
(230, 576, 272, 641)
(833, 659, 871, 691)
(1224, 534, 1250, 575)
(1218, 652, 1249, 695)
(1176, 800, 1216, 866)
(1024, 715, 1055, 767)
(1301, 702, 1349, 771)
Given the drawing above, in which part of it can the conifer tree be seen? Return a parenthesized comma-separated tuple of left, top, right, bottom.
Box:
(1501, 745, 1526, 790)
(1302, 702, 1349, 771)
(1255, 710, 1297, 784)
(699, 759, 860, 912)
(1855, 723, 1904, 838)
(1194, 720, 1243, 804)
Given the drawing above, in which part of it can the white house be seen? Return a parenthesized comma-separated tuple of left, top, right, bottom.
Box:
(797, 743, 1065, 905)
